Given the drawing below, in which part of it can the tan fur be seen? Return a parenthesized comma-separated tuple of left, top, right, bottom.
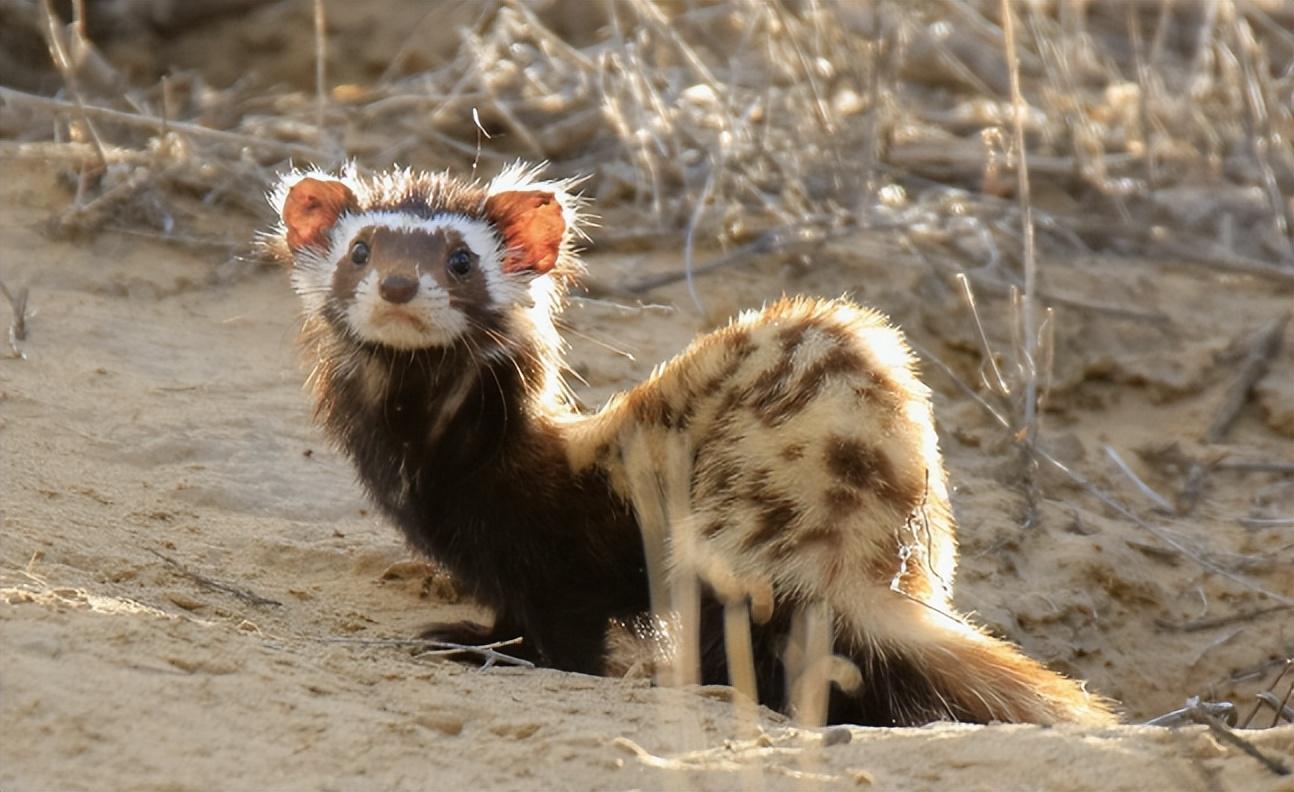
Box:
(569, 297, 960, 608)
(571, 295, 1116, 726)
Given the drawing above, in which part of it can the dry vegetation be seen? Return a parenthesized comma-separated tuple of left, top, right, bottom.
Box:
(4, 1, 1293, 261)
(2, 0, 1293, 790)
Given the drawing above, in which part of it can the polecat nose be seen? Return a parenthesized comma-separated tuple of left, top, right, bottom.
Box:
(379, 275, 418, 304)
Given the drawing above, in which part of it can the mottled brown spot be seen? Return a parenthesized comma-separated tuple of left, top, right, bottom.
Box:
(826, 436, 890, 491)
(725, 326, 754, 351)
(797, 524, 842, 551)
(717, 387, 745, 415)
(753, 383, 813, 427)
(802, 346, 866, 388)
(776, 322, 809, 350)
(768, 523, 841, 561)
(823, 486, 863, 519)
(741, 496, 799, 553)
(825, 436, 926, 517)
(627, 388, 676, 428)
(698, 334, 757, 400)
(799, 315, 907, 405)
(755, 344, 867, 427)
(780, 443, 806, 462)
(698, 454, 739, 497)
(865, 367, 903, 401)
(747, 356, 795, 421)
(744, 467, 774, 500)
(695, 398, 740, 460)
(815, 319, 858, 349)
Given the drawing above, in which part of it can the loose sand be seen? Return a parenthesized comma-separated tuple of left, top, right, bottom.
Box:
(2, 153, 1292, 790)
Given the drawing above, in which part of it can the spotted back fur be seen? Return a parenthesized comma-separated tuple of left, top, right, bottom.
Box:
(572, 296, 1115, 725)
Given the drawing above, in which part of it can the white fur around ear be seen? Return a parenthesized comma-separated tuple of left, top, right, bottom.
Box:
(486, 162, 586, 235)
(268, 161, 362, 220)
(485, 162, 588, 276)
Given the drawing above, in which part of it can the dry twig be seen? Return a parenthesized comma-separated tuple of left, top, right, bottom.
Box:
(317, 635, 534, 670)
(0, 86, 328, 161)
(999, 0, 1041, 449)
(313, 0, 327, 143)
(37, 0, 107, 172)
(913, 341, 1294, 608)
(1240, 660, 1294, 729)
(147, 548, 282, 608)
(1253, 691, 1294, 725)
(1187, 698, 1291, 776)
(1104, 445, 1176, 514)
(1206, 313, 1290, 443)
(1155, 604, 1294, 633)
(0, 279, 29, 359)
(1217, 460, 1294, 474)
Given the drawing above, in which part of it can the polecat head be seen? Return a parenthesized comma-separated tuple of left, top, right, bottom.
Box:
(266, 163, 583, 352)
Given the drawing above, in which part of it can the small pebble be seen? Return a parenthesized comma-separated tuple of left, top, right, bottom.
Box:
(165, 592, 205, 611)
(822, 726, 852, 747)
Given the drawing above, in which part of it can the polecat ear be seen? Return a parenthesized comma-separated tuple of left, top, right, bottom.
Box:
(283, 178, 357, 251)
(484, 190, 565, 274)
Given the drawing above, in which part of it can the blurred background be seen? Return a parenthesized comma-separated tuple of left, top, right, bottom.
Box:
(3, 0, 1291, 264)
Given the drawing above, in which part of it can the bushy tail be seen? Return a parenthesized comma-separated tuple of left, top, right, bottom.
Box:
(910, 625, 1117, 726)
(835, 597, 1118, 727)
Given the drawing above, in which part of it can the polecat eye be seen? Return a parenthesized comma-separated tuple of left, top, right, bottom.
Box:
(350, 241, 370, 266)
(447, 249, 474, 277)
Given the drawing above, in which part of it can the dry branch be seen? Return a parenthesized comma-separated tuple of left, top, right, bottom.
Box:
(313, 0, 327, 142)
(1188, 699, 1291, 776)
(1218, 461, 1294, 474)
(1253, 691, 1294, 725)
(318, 635, 534, 669)
(1104, 445, 1176, 514)
(624, 219, 846, 294)
(147, 548, 282, 608)
(1206, 313, 1290, 443)
(1155, 604, 1294, 633)
(913, 340, 1294, 609)
(1241, 660, 1293, 729)
(1000, 0, 1041, 455)
(37, 0, 106, 171)
(0, 279, 29, 359)
(0, 86, 328, 161)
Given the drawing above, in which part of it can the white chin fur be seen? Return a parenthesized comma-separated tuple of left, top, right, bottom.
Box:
(345, 271, 469, 349)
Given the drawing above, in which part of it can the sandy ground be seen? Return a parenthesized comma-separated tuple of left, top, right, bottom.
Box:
(1, 148, 1293, 792)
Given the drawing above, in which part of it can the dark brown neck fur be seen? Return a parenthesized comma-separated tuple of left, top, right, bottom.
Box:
(305, 311, 647, 672)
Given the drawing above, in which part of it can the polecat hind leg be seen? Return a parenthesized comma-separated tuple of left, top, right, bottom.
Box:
(834, 593, 1118, 726)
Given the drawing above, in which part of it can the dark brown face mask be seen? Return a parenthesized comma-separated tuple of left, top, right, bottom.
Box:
(331, 226, 489, 314)
(280, 175, 568, 279)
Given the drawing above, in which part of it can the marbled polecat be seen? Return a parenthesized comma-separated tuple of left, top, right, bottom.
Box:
(262, 164, 1116, 726)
